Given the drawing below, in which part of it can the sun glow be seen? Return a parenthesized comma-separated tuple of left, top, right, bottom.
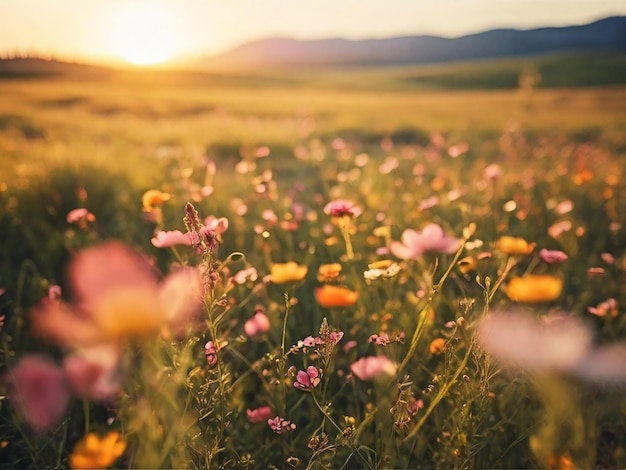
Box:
(110, 3, 183, 66)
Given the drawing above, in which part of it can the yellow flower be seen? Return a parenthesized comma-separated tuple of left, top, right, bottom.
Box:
(495, 236, 535, 255)
(69, 432, 126, 469)
(317, 263, 342, 282)
(315, 285, 359, 308)
(270, 262, 308, 284)
(142, 189, 171, 212)
(368, 260, 394, 270)
(505, 275, 563, 303)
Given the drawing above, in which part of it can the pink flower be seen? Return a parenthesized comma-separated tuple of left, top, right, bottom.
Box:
(268, 416, 296, 434)
(588, 298, 618, 317)
(478, 310, 626, 383)
(390, 224, 460, 260)
(66, 208, 95, 225)
(539, 249, 568, 264)
(62, 344, 121, 402)
(151, 230, 193, 248)
(294, 366, 321, 391)
(246, 406, 273, 423)
(484, 164, 503, 180)
(323, 199, 362, 218)
(204, 216, 229, 234)
(48, 285, 62, 301)
(350, 356, 397, 380)
(5, 355, 71, 431)
(244, 311, 271, 337)
(31, 241, 202, 346)
(232, 267, 258, 285)
(205, 341, 217, 366)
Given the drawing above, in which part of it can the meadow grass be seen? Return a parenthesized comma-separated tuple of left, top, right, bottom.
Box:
(1, 68, 626, 469)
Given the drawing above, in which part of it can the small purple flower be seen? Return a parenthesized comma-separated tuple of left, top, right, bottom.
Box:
(369, 333, 389, 346)
(268, 416, 296, 434)
(293, 366, 321, 391)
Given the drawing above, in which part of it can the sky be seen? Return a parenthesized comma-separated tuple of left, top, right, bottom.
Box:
(1, 0, 625, 66)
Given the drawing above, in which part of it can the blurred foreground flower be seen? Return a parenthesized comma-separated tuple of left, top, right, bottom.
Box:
(477, 311, 626, 382)
(69, 431, 126, 469)
(244, 310, 271, 337)
(350, 356, 397, 380)
(495, 236, 535, 255)
(390, 224, 460, 260)
(32, 241, 202, 346)
(315, 285, 359, 308)
(270, 262, 308, 284)
(504, 275, 563, 303)
(4, 355, 70, 432)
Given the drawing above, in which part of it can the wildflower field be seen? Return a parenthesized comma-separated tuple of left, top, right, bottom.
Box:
(1, 64, 626, 469)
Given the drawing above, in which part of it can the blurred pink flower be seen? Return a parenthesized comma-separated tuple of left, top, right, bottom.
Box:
(48, 285, 62, 301)
(323, 199, 362, 218)
(232, 267, 258, 285)
(5, 355, 70, 431)
(246, 406, 272, 423)
(448, 141, 469, 158)
(390, 224, 460, 260)
(66, 208, 95, 225)
(588, 298, 618, 317)
(350, 356, 397, 380)
(62, 344, 122, 402)
(204, 216, 229, 234)
(244, 311, 271, 337)
(477, 310, 626, 382)
(484, 164, 503, 180)
(539, 249, 568, 264)
(31, 241, 202, 346)
(151, 230, 193, 248)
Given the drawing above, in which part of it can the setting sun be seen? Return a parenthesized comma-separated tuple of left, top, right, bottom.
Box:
(109, 3, 183, 66)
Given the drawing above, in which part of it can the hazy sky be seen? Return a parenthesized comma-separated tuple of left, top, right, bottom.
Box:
(1, 0, 625, 65)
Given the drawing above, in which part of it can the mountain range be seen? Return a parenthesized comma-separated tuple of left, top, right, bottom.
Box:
(202, 16, 626, 69)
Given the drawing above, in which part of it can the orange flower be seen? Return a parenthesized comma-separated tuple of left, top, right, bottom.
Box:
(317, 263, 342, 282)
(69, 432, 126, 469)
(505, 275, 563, 303)
(457, 256, 477, 274)
(270, 262, 308, 284)
(315, 285, 359, 308)
(495, 236, 535, 255)
(429, 338, 446, 355)
(142, 189, 171, 212)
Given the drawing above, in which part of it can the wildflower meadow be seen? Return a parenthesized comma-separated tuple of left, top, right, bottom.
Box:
(1, 67, 626, 469)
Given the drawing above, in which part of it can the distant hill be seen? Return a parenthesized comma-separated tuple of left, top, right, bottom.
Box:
(202, 16, 626, 69)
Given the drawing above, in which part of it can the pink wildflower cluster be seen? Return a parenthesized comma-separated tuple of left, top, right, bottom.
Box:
(66, 208, 96, 227)
(268, 416, 296, 434)
(151, 215, 229, 249)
